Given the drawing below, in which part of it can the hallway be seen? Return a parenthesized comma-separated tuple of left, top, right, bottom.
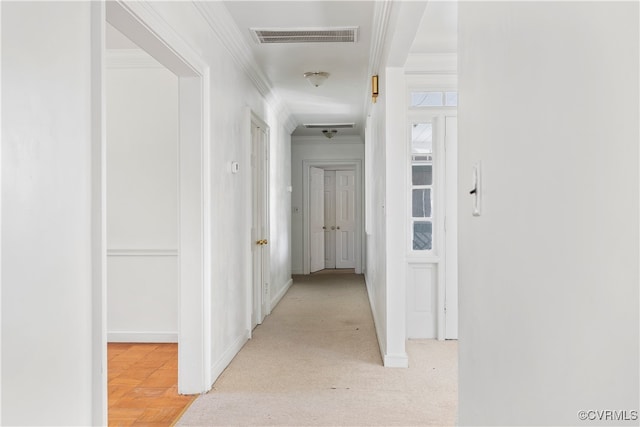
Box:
(177, 273, 457, 426)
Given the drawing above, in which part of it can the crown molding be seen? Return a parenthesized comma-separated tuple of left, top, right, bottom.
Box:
(368, 0, 393, 78)
(106, 49, 165, 69)
(363, 0, 394, 118)
(192, 2, 298, 133)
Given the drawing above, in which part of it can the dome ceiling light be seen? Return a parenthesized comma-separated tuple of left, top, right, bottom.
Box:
(304, 71, 330, 87)
(322, 129, 337, 139)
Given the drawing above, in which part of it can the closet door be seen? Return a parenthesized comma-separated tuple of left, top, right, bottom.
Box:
(335, 170, 356, 268)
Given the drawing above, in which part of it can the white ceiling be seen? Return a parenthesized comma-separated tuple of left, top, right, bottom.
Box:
(223, 1, 374, 137)
(107, 1, 457, 140)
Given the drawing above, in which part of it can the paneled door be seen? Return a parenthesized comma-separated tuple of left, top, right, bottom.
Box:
(335, 170, 356, 268)
(324, 171, 336, 268)
(309, 167, 325, 273)
(251, 119, 269, 329)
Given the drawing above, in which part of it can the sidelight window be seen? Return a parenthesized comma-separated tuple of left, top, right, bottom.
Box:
(411, 123, 433, 251)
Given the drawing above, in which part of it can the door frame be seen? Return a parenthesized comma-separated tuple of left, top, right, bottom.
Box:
(248, 110, 271, 332)
(101, 0, 212, 406)
(302, 159, 363, 275)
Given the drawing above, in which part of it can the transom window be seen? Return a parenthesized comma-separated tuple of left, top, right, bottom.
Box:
(410, 91, 457, 108)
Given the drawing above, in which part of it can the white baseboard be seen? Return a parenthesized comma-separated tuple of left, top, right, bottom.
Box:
(291, 268, 303, 275)
(365, 275, 387, 364)
(271, 278, 293, 309)
(384, 352, 409, 368)
(365, 275, 409, 368)
(107, 331, 178, 343)
(210, 330, 250, 386)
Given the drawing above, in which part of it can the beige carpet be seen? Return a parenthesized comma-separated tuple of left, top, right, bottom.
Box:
(177, 273, 458, 426)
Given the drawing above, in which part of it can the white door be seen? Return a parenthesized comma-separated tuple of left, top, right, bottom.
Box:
(324, 171, 336, 268)
(309, 167, 325, 273)
(335, 170, 356, 268)
(251, 121, 269, 329)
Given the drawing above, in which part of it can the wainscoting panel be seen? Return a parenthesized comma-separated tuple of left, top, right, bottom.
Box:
(107, 254, 178, 341)
(406, 262, 437, 338)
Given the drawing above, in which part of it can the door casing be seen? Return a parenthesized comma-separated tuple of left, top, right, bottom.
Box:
(102, 1, 212, 409)
(249, 112, 270, 330)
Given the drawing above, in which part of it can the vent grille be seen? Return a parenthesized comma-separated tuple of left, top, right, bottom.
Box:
(304, 123, 355, 129)
(251, 27, 358, 44)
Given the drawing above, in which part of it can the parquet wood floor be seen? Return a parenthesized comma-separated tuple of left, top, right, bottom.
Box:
(108, 343, 197, 426)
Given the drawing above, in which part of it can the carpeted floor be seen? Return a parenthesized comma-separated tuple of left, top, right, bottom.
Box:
(177, 273, 458, 426)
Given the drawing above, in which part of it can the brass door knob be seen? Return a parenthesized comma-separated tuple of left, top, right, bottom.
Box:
(263, 239, 268, 245)
(337, 226, 341, 230)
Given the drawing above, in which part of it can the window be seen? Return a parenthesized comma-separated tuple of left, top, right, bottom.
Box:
(411, 123, 433, 251)
(410, 91, 457, 107)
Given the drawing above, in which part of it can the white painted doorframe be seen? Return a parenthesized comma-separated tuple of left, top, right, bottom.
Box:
(302, 159, 363, 275)
(102, 1, 212, 409)
(250, 112, 271, 330)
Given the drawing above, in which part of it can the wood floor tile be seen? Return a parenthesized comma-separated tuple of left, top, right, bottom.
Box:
(108, 343, 197, 426)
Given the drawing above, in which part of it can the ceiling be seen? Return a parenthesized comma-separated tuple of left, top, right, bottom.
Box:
(107, 1, 457, 140)
(224, 1, 375, 137)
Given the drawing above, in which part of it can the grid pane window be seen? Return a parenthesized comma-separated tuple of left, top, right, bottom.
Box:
(413, 222, 433, 250)
(411, 122, 434, 251)
(412, 164, 432, 186)
(412, 189, 432, 217)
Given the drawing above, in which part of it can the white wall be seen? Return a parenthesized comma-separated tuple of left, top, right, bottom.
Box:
(106, 54, 179, 342)
(291, 137, 364, 274)
(1, 2, 96, 424)
(364, 87, 389, 364)
(140, 2, 293, 385)
(269, 120, 293, 307)
(458, 2, 639, 425)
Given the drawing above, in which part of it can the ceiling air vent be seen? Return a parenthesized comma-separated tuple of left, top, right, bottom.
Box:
(251, 27, 358, 44)
(304, 123, 355, 129)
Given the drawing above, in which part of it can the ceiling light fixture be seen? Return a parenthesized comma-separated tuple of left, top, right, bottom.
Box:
(322, 129, 337, 139)
(304, 71, 330, 87)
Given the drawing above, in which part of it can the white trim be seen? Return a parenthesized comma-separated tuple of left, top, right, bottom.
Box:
(106, 49, 164, 69)
(107, 332, 178, 343)
(363, 0, 393, 117)
(405, 53, 457, 75)
(368, 0, 393, 77)
(383, 353, 409, 368)
(365, 274, 387, 365)
(107, 248, 178, 257)
(292, 268, 304, 275)
(192, 2, 297, 134)
(210, 330, 250, 385)
(90, 2, 108, 424)
(106, 0, 212, 395)
(302, 159, 364, 275)
(271, 278, 293, 311)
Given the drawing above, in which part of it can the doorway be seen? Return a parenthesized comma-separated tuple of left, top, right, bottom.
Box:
(322, 169, 357, 270)
(303, 160, 363, 275)
(103, 1, 211, 400)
